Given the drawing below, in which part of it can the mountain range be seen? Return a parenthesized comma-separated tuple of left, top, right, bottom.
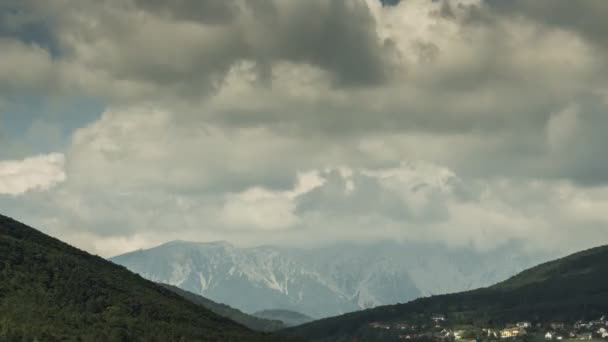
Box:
(2, 212, 607, 342)
(283, 244, 608, 341)
(110, 239, 553, 318)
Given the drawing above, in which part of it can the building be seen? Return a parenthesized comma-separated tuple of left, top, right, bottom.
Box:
(517, 322, 532, 328)
(545, 332, 554, 340)
(369, 322, 391, 330)
(501, 328, 526, 339)
(432, 314, 446, 322)
(577, 332, 593, 340)
(395, 323, 410, 330)
(484, 329, 499, 339)
(550, 323, 565, 330)
(454, 330, 466, 340)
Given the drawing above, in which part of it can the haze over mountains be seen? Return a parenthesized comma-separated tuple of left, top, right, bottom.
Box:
(284, 244, 608, 341)
(2, 211, 607, 341)
(111, 240, 553, 318)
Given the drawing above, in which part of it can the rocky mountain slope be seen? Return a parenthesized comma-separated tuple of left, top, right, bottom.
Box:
(283, 244, 608, 341)
(111, 240, 551, 318)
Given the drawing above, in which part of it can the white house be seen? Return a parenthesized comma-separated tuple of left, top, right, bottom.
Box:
(545, 332, 554, 340)
(432, 314, 446, 322)
(577, 332, 593, 340)
(517, 322, 532, 329)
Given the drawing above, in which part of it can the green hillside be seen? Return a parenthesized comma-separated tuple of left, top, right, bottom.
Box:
(253, 309, 313, 327)
(283, 244, 608, 341)
(0, 214, 283, 341)
(159, 283, 286, 332)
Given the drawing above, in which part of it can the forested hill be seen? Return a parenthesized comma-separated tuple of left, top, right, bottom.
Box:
(0, 214, 282, 341)
(283, 244, 608, 341)
(159, 283, 286, 332)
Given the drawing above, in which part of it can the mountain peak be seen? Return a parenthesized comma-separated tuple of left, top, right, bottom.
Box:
(112, 239, 548, 319)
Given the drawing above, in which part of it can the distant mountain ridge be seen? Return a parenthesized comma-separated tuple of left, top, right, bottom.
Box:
(0, 214, 277, 341)
(111, 239, 552, 318)
(254, 309, 313, 327)
(283, 244, 608, 341)
(159, 283, 286, 332)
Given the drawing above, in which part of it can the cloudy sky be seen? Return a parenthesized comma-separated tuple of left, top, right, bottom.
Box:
(1, 0, 608, 257)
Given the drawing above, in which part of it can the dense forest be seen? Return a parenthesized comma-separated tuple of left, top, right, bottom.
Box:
(159, 283, 286, 332)
(0, 214, 285, 341)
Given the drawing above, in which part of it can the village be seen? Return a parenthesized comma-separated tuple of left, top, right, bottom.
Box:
(368, 314, 608, 341)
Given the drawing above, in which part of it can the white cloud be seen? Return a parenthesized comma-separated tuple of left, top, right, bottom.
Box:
(220, 187, 298, 231)
(0, 38, 56, 94)
(547, 105, 580, 150)
(2, 0, 608, 257)
(0, 153, 66, 195)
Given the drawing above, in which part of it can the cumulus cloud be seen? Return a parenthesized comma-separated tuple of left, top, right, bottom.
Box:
(0, 153, 66, 195)
(0, 38, 56, 95)
(1, 0, 608, 256)
(546, 105, 580, 150)
(6, 157, 603, 256)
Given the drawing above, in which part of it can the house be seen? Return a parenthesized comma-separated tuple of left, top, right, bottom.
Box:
(602, 331, 608, 339)
(432, 314, 446, 322)
(394, 323, 410, 330)
(484, 329, 498, 338)
(598, 327, 607, 335)
(545, 332, 554, 340)
(577, 332, 593, 340)
(454, 330, 466, 340)
(575, 321, 591, 329)
(369, 322, 391, 330)
(550, 323, 565, 330)
(501, 328, 526, 339)
(517, 322, 532, 329)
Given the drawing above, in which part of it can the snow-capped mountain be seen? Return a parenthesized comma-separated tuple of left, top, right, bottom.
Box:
(110, 240, 552, 318)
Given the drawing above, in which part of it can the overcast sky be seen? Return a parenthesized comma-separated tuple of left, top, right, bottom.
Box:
(1, 0, 608, 257)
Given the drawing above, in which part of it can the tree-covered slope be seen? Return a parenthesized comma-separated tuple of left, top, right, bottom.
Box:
(283, 244, 608, 341)
(253, 309, 313, 327)
(159, 283, 286, 332)
(0, 214, 282, 341)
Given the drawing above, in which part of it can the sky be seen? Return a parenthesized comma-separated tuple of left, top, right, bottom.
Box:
(1, 0, 608, 257)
